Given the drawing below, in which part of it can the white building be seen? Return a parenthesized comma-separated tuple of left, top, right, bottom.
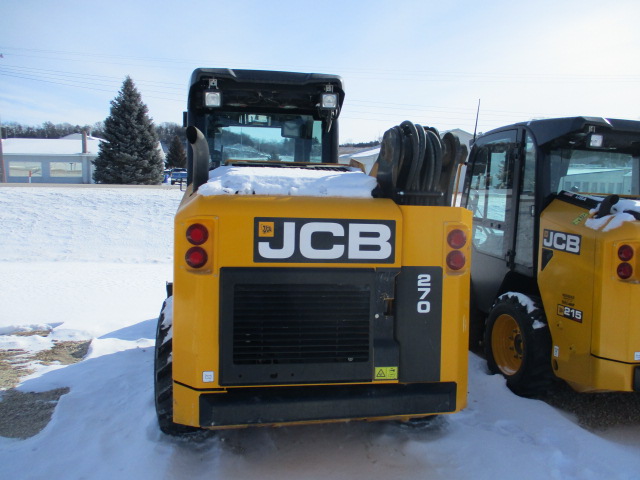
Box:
(346, 147, 380, 175)
(1, 133, 102, 184)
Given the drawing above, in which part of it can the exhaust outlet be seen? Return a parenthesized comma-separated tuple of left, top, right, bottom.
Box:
(186, 126, 210, 191)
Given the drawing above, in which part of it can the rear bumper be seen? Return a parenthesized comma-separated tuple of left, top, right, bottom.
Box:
(196, 382, 458, 428)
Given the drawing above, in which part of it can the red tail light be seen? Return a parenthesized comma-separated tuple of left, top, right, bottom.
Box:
(618, 244, 634, 262)
(447, 229, 467, 249)
(617, 262, 633, 280)
(186, 223, 209, 245)
(186, 247, 208, 269)
(446, 250, 466, 271)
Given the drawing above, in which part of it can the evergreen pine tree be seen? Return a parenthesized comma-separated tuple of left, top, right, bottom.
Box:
(93, 76, 164, 184)
(166, 135, 187, 169)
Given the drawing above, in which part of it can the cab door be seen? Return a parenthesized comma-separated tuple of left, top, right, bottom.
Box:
(463, 130, 519, 313)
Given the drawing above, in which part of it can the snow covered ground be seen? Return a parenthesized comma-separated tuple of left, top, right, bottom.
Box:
(1, 185, 639, 480)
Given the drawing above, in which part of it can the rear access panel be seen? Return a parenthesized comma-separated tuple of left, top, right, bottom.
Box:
(219, 268, 376, 386)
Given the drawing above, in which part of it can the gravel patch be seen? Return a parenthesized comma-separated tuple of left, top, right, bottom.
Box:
(0, 350, 35, 390)
(0, 334, 91, 439)
(0, 388, 70, 439)
(34, 340, 91, 366)
(537, 381, 640, 431)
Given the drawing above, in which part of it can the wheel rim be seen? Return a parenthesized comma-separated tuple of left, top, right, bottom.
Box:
(491, 313, 523, 376)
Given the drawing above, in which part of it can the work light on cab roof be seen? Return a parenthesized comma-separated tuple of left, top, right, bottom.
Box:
(320, 92, 338, 110)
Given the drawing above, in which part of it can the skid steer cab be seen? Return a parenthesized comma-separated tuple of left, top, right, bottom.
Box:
(461, 116, 640, 395)
(154, 68, 472, 434)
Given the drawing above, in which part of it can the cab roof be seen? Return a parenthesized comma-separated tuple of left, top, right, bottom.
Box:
(483, 116, 640, 147)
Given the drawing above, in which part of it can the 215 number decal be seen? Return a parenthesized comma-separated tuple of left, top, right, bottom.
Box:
(557, 304, 583, 323)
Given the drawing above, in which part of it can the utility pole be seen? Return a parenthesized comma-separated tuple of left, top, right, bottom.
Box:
(0, 53, 5, 182)
(0, 126, 5, 183)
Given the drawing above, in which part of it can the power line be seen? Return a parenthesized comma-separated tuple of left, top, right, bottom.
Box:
(0, 65, 562, 120)
(0, 69, 184, 102)
(1, 46, 639, 83)
(0, 63, 184, 89)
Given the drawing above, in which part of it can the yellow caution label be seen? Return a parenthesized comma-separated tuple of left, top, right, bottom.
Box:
(572, 212, 588, 225)
(374, 366, 398, 380)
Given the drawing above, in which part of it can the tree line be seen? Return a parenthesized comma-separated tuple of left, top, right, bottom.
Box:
(2, 121, 374, 150)
(1, 119, 184, 148)
(1, 121, 105, 139)
(341, 140, 380, 148)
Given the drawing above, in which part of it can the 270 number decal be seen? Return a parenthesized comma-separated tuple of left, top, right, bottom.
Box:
(417, 274, 431, 313)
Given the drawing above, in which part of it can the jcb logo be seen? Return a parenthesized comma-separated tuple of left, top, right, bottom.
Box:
(543, 229, 581, 255)
(258, 222, 275, 237)
(254, 218, 395, 263)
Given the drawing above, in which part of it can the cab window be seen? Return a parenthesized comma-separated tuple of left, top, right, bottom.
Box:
(465, 131, 517, 258)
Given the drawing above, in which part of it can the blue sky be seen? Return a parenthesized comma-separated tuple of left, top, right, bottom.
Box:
(1, 0, 639, 142)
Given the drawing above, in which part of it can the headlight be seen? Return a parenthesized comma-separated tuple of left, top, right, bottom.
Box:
(589, 133, 603, 148)
(320, 92, 338, 109)
(204, 90, 222, 108)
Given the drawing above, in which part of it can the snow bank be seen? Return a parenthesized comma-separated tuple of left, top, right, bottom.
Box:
(0, 187, 182, 263)
(199, 165, 377, 198)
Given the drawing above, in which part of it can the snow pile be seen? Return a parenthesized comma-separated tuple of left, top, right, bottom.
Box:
(1, 185, 640, 479)
(199, 165, 377, 198)
(0, 186, 182, 263)
(0, 186, 182, 361)
(586, 198, 640, 232)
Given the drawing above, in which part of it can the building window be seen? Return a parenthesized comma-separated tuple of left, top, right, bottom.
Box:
(50, 162, 83, 177)
(9, 161, 43, 177)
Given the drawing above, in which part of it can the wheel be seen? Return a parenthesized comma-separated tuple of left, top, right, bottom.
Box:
(484, 293, 554, 396)
(154, 297, 199, 435)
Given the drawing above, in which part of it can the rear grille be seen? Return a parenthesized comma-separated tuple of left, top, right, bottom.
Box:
(233, 284, 370, 365)
(220, 268, 375, 385)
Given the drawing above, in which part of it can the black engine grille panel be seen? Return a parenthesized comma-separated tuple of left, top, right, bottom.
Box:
(233, 283, 370, 365)
(220, 268, 375, 386)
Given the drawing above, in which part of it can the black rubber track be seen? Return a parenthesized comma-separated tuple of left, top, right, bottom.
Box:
(154, 299, 200, 435)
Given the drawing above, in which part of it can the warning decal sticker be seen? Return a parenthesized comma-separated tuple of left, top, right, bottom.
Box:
(374, 367, 398, 380)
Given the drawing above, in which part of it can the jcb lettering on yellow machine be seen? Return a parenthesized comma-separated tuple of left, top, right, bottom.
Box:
(153, 68, 471, 434)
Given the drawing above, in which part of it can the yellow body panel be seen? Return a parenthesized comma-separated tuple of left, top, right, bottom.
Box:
(539, 199, 640, 392)
(399, 206, 471, 410)
(171, 191, 471, 427)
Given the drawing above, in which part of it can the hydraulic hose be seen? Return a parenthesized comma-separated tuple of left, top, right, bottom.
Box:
(374, 121, 466, 206)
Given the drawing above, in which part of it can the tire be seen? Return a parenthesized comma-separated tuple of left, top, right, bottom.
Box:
(483, 293, 554, 396)
(154, 298, 199, 435)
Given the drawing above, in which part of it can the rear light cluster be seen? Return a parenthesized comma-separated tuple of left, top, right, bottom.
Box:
(616, 244, 635, 280)
(185, 223, 210, 269)
(446, 228, 468, 271)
